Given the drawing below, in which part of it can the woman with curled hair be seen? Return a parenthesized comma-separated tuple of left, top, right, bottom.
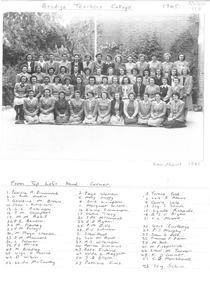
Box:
(83, 91, 98, 124)
(145, 77, 160, 101)
(97, 91, 111, 124)
(54, 91, 70, 124)
(39, 88, 55, 123)
(161, 53, 174, 79)
(109, 76, 122, 99)
(41, 75, 52, 97)
(35, 54, 47, 74)
(85, 76, 99, 99)
(124, 92, 138, 124)
(58, 66, 69, 84)
(83, 67, 92, 85)
(137, 93, 152, 125)
(148, 92, 166, 127)
(129, 68, 139, 85)
(121, 76, 134, 100)
(98, 76, 110, 98)
(16, 65, 31, 83)
(110, 92, 124, 125)
(58, 53, 71, 75)
(179, 67, 193, 120)
(32, 65, 45, 84)
(125, 55, 137, 76)
(69, 90, 84, 124)
(62, 77, 74, 102)
(47, 67, 56, 83)
(114, 54, 125, 76)
(51, 76, 62, 101)
(83, 54, 93, 71)
(148, 54, 161, 78)
(23, 90, 39, 124)
(74, 76, 85, 99)
(26, 75, 42, 99)
(173, 53, 189, 76)
(118, 67, 126, 84)
(14, 75, 28, 121)
(136, 54, 149, 77)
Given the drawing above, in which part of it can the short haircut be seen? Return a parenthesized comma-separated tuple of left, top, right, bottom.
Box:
(30, 75, 37, 83)
(143, 69, 150, 76)
(35, 65, 43, 72)
(172, 91, 180, 99)
(60, 66, 67, 73)
(20, 75, 27, 82)
(148, 77, 156, 83)
(122, 76, 131, 84)
(112, 76, 119, 83)
(89, 76, 96, 84)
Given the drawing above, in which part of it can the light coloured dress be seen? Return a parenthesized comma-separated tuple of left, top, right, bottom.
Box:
(23, 97, 39, 124)
(148, 101, 166, 126)
(83, 99, 98, 124)
(97, 98, 111, 124)
(69, 99, 84, 124)
(39, 97, 55, 123)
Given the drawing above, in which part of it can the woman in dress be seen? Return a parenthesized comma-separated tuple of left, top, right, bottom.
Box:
(14, 75, 28, 121)
(97, 91, 111, 124)
(51, 76, 62, 100)
(137, 93, 152, 125)
(121, 76, 134, 100)
(54, 91, 70, 124)
(74, 76, 85, 99)
(26, 75, 42, 99)
(136, 54, 149, 77)
(148, 92, 166, 127)
(83, 67, 92, 85)
(179, 67, 193, 120)
(85, 76, 99, 99)
(32, 65, 45, 84)
(148, 54, 161, 78)
(109, 76, 122, 99)
(173, 53, 189, 76)
(98, 76, 110, 98)
(62, 77, 74, 102)
(83, 91, 98, 124)
(162, 92, 186, 128)
(118, 68, 126, 84)
(124, 92, 138, 124)
(95, 67, 103, 85)
(23, 90, 39, 124)
(145, 77, 160, 101)
(41, 76, 52, 96)
(161, 53, 174, 79)
(110, 93, 124, 125)
(35, 54, 47, 73)
(129, 68, 138, 85)
(103, 54, 115, 75)
(69, 90, 84, 124)
(58, 66, 69, 84)
(114, 54, 125, 76)
(47, 67, 56, 83)
(83, 54, 93, 71)
(39, 88, 55, 123)
(125, 55, 137, 76)
(16, 65, 31, 83)
(142, 69, 150, 86)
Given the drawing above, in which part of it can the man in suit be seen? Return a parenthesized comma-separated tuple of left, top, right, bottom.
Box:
(133, 76, 146, 100)
(71, 53, 83, 74)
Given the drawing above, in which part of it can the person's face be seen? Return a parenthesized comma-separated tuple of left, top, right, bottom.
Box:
(49, 69, 54, 75)
(120, 69, 125, 75)
(96, 69, 101, 75)
(45, 90, 50, 97)
(156, 69, 161, 75)
(31, 77, 37, 84)
(22, 67, 27, 73)
(116, 56, 121, 63)
(128, 56, 132, 62)
(106, 56, 111, 62)
(155, 94, 161, 101)
(75, 55, 79, 61)
(97, 55, 102, 61)
(179, 54, 184, 61)
(173, 94, 179, 101)
(86, 56, 91, 61)
(113, 77, 118, 84)
(77, 78, 82, 84)
(144, 94, 149, 101)
(183, 69, 188, 76)
(65, 79, 70, 85)
(44, 77, 50, 84)
(165, 55, 169, 61)
(162, 78, 167, 85)
(29, 92, 34, 99)
(115, 93, 120, 100)
(36, 66, 41, 73)
(129, 94, 134, 100)
(137, 77, 142, 84)
(59, 93, 65, 100)
(144, 71, 149, 77)
(140, 56, 144, 62)
(39, 56, 44, 62)
(85, 69, 90, 75)
(75, 92, 80, 99)
(49, 54, 54, 61)
(152, 56, 157, 61)
(88, 92, 93, 99)
(172, 69, 177, 76)
(124, 78, 128, 84)
(174, 79, 179, 85)
(62, 54, 67, 61)
(150, 78, 155, 85)
(102, 78, 108, 84)
(102, 92, 107, 99)
(21, 77, 27, 84)
(55, 77, 59, 84)
(27, 55, 32, 61)
(74, 67, 79, 73)
(61, 68, 66, 73)
(133, 69, 137, 75)
(108, 68, 113, 75)
(90, 78, 95, 85)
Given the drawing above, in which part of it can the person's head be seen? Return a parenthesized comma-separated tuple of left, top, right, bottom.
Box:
(96, 68, 102, 75)
(171, 68, 178, 76)
(30, 75, 37, 84)
(136, 76, 143, 84)
(182, 68, 190, 76)
(96, 53, 102, 61)
(84, 67, 91, 75)
(39, 54, 44, 62)
(128, 92, 135, 101)
(112, 76, 119, 84)
(122, 76, 130, 85)
(85, 54, 92, 61)
(87, 91, 94, 99)
(119, 44, 123, 50)
(26, 54, 33, 61)
(156, 69, 162, 76)
(108, 67, 114, 75)
(44, 88, 51, 97)
(149, 77, 155, 85)
(21, 65, 28, 73)
(102, 91, 108, 100)
(151, 54, 157, 61)
(105, 54, 112, 62)
(115, 55, 122, 63)
(114, 92, 121, 100)
(20, 76, 27, 84)
(74, 90, 81, 99)
(89, 76, 96, 85)
(76, 76, 82, 84)
(62, 53, 68, 61)
(162, 77, 168, 85)
(155, 92, 162, 101)
(143, 93, 149, 102)
(48, 67, 55, 75)
(178, 53, 185, 61)
(58, 91, 65, 100)
(74, 54, 80, 62)
(172, 92, 180, 101)
(164, 53, 171, 61)
(74, 66, 79, 73)
(127, 55, 133, 63)
(119, 68, 126, 75)
(143, 69, 150, 77)
(44, 76, 50, 84)
(54, 76, 60, 84)
(49, 54, 54, 61)
(102, 76, 108, 84)
(35, 65, 42, 73)
(60, 66, 67, 74)
(28, 90, 35, 99)
(64, 77, 71, 85)
(139, 54, 146, 62)
(131, 68, 138, 75)
(173, 76, 180, 85)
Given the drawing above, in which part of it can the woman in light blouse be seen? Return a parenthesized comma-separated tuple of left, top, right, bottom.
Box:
(124, 92, 138, 124)
(97, 91, 111, 124)
(51, 76, 62, 101)
(95, 67, 103, 85)
(32, 65, 45, 84)
(85, 76, 99, 99)
(161, 53, 174, 79)
(35, 54, 47, 73)
(83, 91, 98, 124)
(173, 53, 189, 76)
(26, 75, 42, 99)
(110, 93, 124, 125)
(69, 90, 84, 124)
(148, 54, 161, 78)
(137, 93, 152, 125)
(83, 67, 92, 85)
(62, 77, 74, 102)
(109, 76, 122, 99)
(47, 67, 56, 83)
(54, 91, 70, 124)
(129, 68, 138, 85)
(136, 54, 149, 77)
(98, 76, 110, 98)
(41, 75, 52, 96)
(23, 90, 39, 124)
(121, 76, 134, 100)
(16, 65, 31, 83)
(114, 54, 125, 76)
(148, 92, 166, 127)
(145, 77, 160, 101)
(125, 55, 137, 76)
(39, 88, 55, 123)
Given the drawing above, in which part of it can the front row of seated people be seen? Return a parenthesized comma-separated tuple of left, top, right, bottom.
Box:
(21, 87, 186, 128)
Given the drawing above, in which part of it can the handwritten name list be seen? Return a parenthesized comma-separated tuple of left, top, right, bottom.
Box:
(4, 182, 210, 269)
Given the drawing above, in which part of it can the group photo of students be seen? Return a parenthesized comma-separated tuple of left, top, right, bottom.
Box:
(13, 51, 194, 128)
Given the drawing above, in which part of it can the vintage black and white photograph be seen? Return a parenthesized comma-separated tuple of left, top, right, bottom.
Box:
(2, 9, 204, 161)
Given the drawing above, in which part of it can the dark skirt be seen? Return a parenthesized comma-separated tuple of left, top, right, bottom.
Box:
(162, 119, 186, 128)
